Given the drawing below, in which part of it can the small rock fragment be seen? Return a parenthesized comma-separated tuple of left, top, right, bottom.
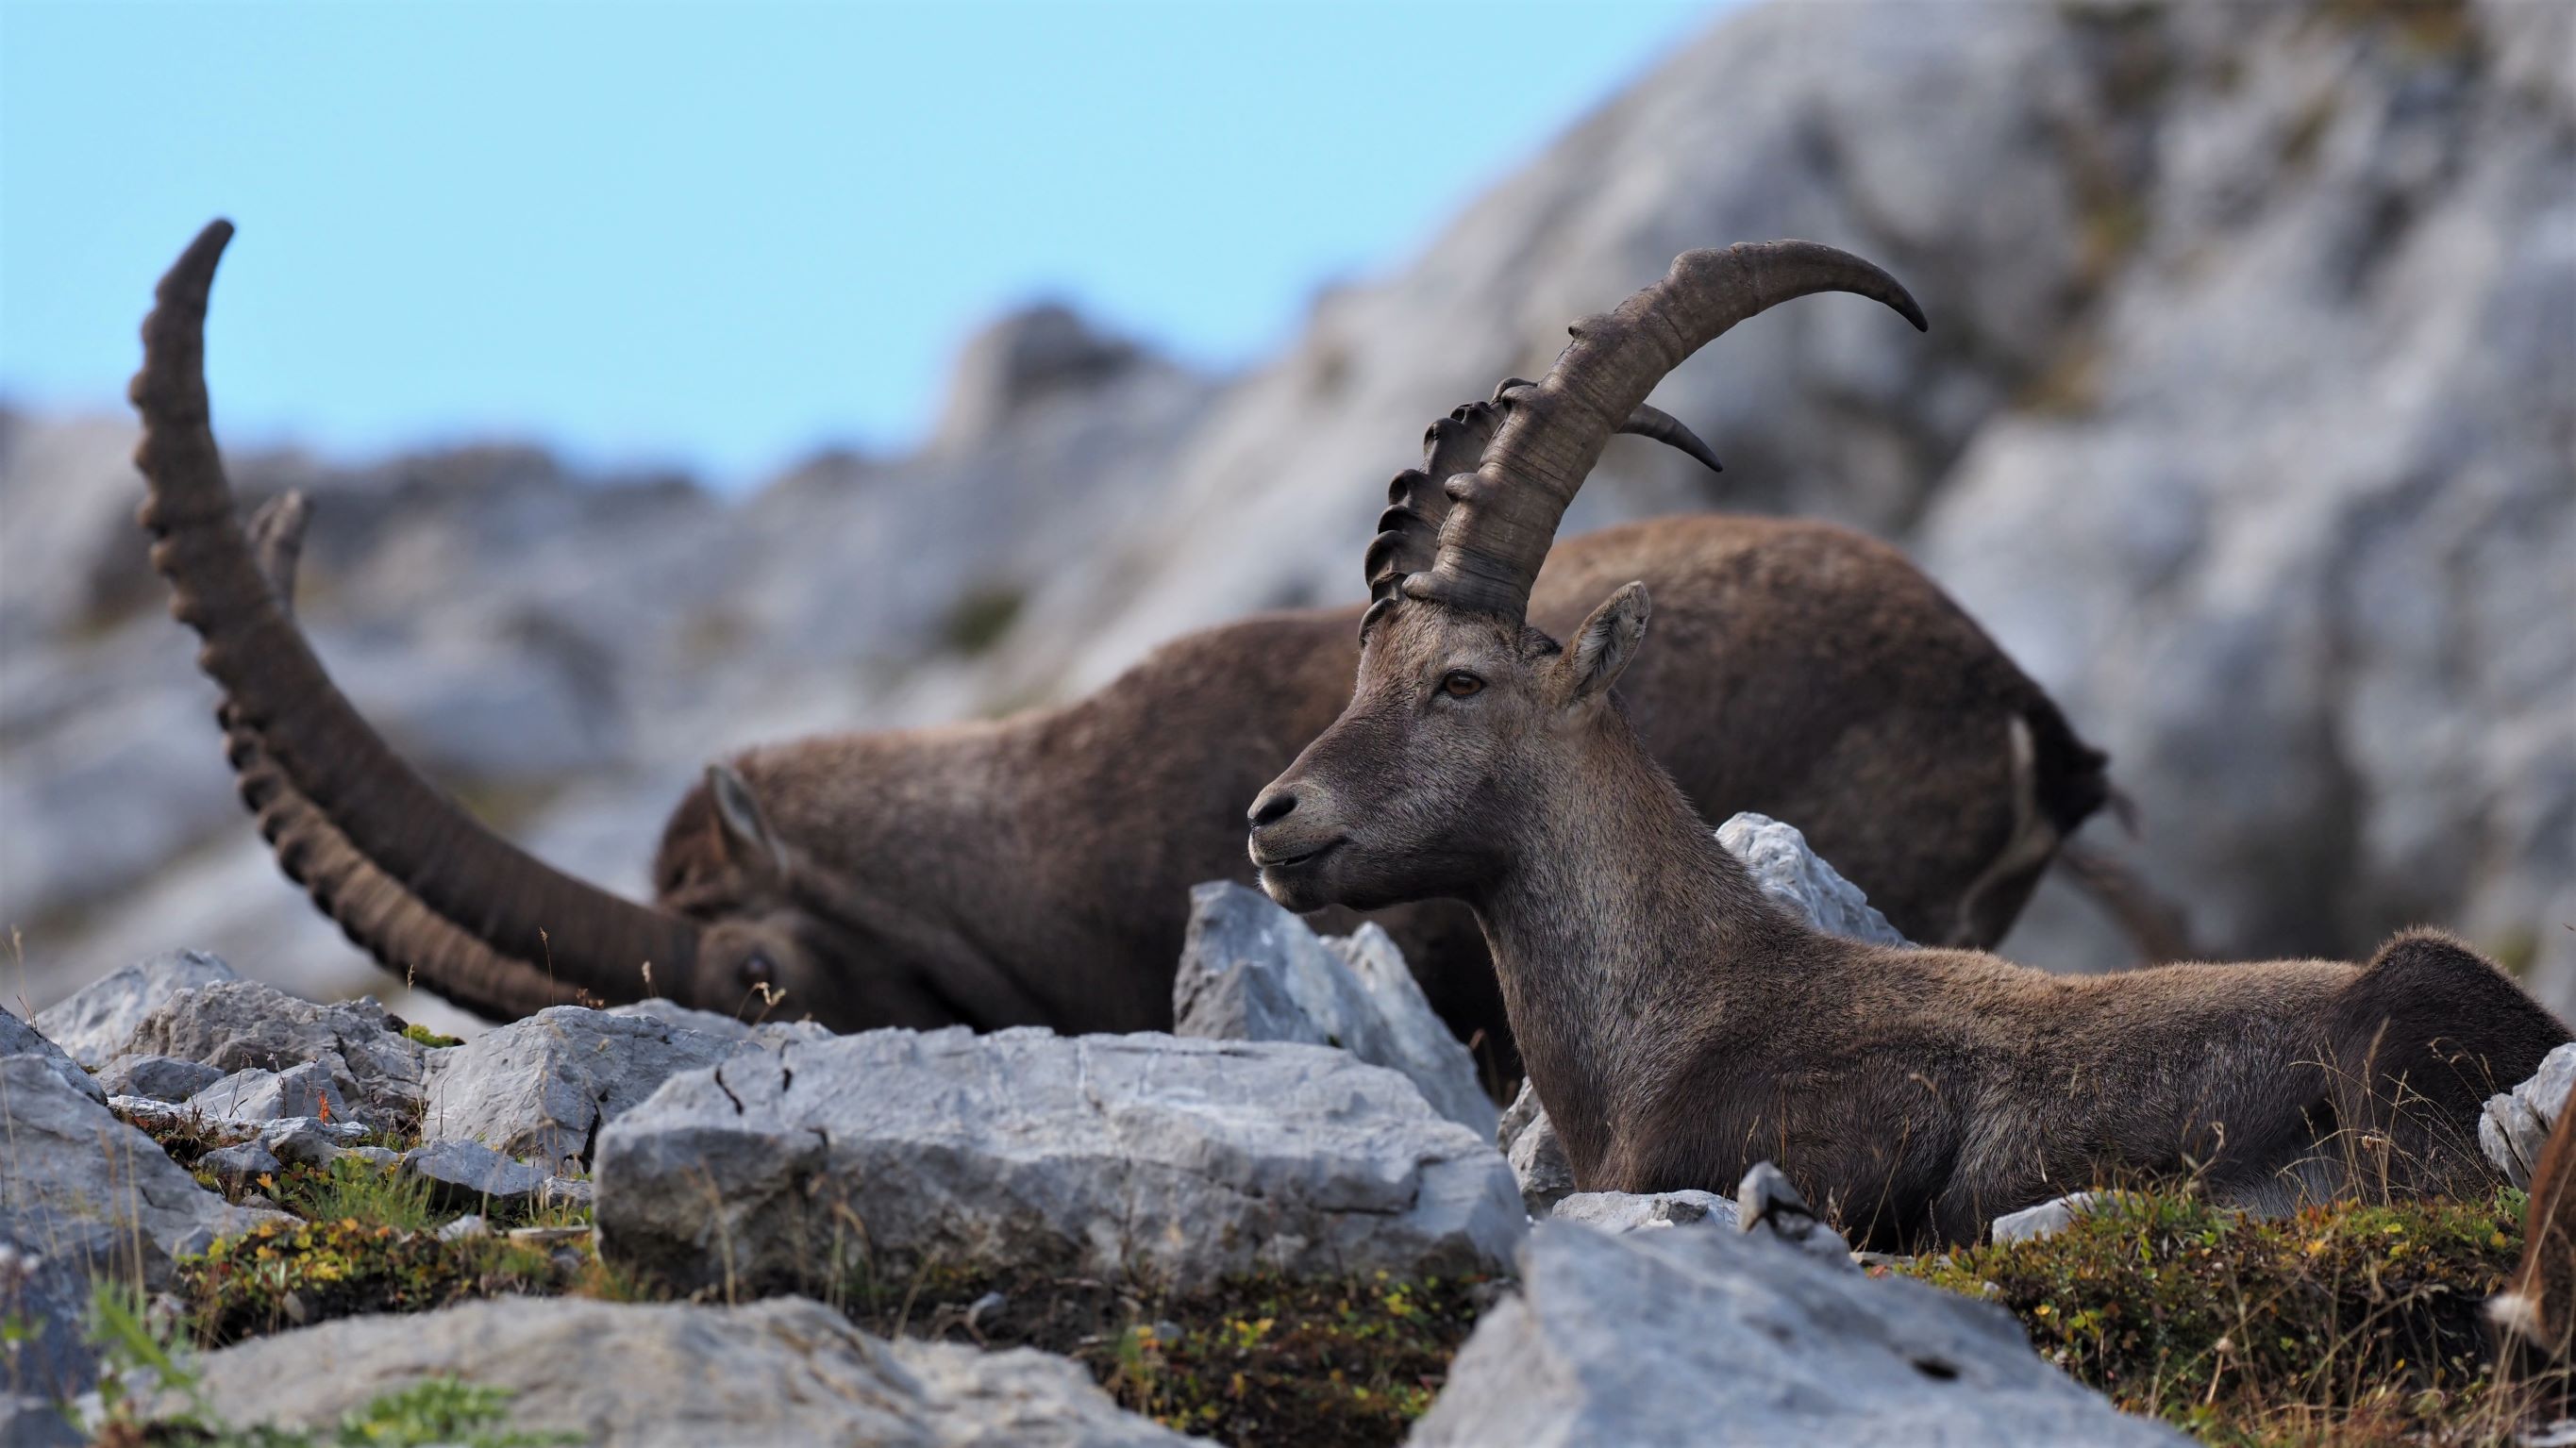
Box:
(404, 1140, 550, 1212)
(1550, 1189, 1739, 1234)
(96, 1053, 224, 1103)
(1736, 1161, 1855, 1269)
(187, 1061, 349, 1123)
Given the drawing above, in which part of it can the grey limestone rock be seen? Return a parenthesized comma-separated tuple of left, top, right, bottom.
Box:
(422, 1004, 751, 1172)
(0, 1008, 104, 1107)
(186, 1060, 350, 1123)
(1549, 1190, 1739, 1235)
(126, 979, 423, 1127)
(168, 1295, 1194, 1448)
(1409, 1220, 2185, 1446)
(0, 1056, 283, 1285)
(594, 1026, 1524, 1293)
(2483, 1041, 2576, 1188)
(1717, 812, 1909, 947)
(95, 1053, 224, 1104)
(402, 1139, 550, 1212)
(1990, 1191, 2116, 1245)
(32, 949, 237, 1070)
(1736, 1161, 1857, 1270)
(1174, 882, 1496, 1140)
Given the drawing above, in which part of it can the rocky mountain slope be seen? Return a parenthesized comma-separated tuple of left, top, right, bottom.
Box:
(4, 0, 2568, 1024)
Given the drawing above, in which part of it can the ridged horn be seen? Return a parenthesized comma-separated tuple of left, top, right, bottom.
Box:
(220, 493, 589, 1020)
(1409, 241, 1927, 620)
(132, 219, 699, 1009)
(1363, 388, 1725, 615)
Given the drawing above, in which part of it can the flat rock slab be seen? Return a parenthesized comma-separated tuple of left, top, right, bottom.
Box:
(125, 979, 424, 1128)
(402, 1139, 550, 1212)
(174, 1295, 1192, 1448)
(423, 1005, 753, 1172)
(0, 1055, 284, 1284)
(95, 1054, 224, 1103)
(595, 1026, 1524, 1293)
(1410, 1222, 2183, 1447)
(1550, 1190, 1739, 1234)
(32, 949, 237, 1069)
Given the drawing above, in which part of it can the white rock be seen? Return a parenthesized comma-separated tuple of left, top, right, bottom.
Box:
(1718, 813, 1910, 947)
(1736, 1161, 1857, 1270)
(594, 1026, 1525, 1292)
(1175, 882, 1496, 1140)
(2483, 1041, 2576, 1187)
(1409, 1221, 2186, 1446)
(1990, 1191, 2113, 1245)
(187, 1061, 350, 1123)
(1550, 1190, 1739, 1234)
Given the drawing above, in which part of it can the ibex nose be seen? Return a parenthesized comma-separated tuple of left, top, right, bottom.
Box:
(1247, 789, 1297, 829)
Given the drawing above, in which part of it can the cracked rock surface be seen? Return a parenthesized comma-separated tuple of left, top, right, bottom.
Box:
(594, 1026, 1524, 1292)
(125, 979, 424, 1129)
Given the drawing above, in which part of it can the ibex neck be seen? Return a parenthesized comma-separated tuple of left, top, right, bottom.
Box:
(1469, 714, 1795, 1183)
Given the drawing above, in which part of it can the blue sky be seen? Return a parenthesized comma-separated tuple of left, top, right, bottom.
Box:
(2, 1, 1723, 486)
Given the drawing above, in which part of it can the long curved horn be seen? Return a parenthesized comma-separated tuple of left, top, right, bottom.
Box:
(220, 494, 588, 1019)
(132, 220, 699, 1007)
(1409, 241, 1927, 620)
(1363, 390, 1724, 615)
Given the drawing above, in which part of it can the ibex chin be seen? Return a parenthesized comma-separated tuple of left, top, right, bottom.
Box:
(1249, 241, 2569, 1246)
(136, 220, 2120, 1055)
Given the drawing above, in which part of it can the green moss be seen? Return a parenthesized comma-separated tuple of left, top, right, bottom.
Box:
(399, 1023, 464, 1049)
(180, 1217, 588, 1346)
(832, 1257, 1488, 1446)
(938, 584, 1026, 657)
(1894, 1191, 2559, 1443)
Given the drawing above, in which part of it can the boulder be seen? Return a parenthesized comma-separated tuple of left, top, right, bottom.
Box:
(401, 1140, 549, 1212)
(2483, 1041, 2576, 1188)
(125, 979, 424, 1128)
(1409, 1221, 2185, 1446)
(1550, 1190, 1738, 1235)
(31, 949, 236, 1069)
(185, 1061, 350, 1123)
(94, 1054, 223, 1104)
(422, 1005, 749, 1172)
(1174, 882, 1495, 1140)
(169, 1295, 1192, 1448)
(595, 1026, 1524, 1293)
(0, 1394, 80, 1448)
(0, 1008, 104, 1106)
(1717, 813, 1910, 947)
(0, 1056, 282, 1282)
(196, 1141, 283, 1186)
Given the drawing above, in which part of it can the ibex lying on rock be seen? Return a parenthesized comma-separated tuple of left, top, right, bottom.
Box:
(137, 220, 2116, 1049)
(1249, 241, 2569, 1246)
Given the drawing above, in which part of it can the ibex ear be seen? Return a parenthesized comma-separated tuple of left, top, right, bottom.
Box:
(707, 764, 790, 884)
(1552, 581, 1650, 709)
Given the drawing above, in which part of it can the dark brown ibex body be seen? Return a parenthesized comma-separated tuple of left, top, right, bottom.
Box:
(139, 220, 2111, 1052)
(1251, 241, 2568, 1246)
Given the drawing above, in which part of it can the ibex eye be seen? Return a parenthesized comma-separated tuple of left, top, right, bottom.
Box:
(1441, 672, 1485, 698)
(742, 951, 777, 986)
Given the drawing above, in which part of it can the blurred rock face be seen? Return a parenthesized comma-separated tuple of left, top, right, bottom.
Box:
(2, 0, 2567, 1021)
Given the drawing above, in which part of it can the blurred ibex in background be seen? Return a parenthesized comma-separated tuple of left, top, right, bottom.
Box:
(136, 220, 2141, 1064)
(1250, 241, 2568, 1242)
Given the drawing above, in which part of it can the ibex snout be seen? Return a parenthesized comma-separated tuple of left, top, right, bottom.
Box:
(1246, 775, 1347, 911)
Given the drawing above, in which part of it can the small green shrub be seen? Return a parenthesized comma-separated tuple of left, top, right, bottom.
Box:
(1896, 1190, 2558, 1444)
(181, 1218, 582, 1345)
(398, 1023, 463, 1049)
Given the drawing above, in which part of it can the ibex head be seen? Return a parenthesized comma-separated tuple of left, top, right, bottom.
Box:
(1249, 243, 1927, 913)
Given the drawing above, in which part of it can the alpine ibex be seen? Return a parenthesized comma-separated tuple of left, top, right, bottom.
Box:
(138, 219, 2117, 1052)
(1249, 240, 2568, 1245)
